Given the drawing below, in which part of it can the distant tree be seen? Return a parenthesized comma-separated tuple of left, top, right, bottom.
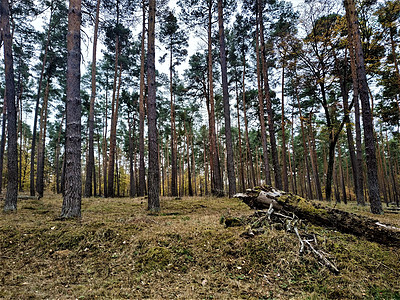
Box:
(159, 10, 188, 197)
(84, 0, 101, 197)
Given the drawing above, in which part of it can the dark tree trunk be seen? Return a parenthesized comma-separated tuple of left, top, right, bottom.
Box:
(36, 78, 50, 198)
(138, 0, 146, 197)
(55, 113, 65, 194)
(170, 46, 178, 197)
(295, 82, 313, 200)
(280, 65, 288, 192)
(345, 0, 382, 214)
(61, 0, 82, 218)
(30, 2, 53, 197)
(1, 0, 18, 211)
(258, 0, 282, 190)
(147, 0, 160, 212)
(218, 0, 236, 197)
(107, 62, 122, 198)
(255, 4, 271, 186)
(347, 13, 365, 206)
(84, 0, 100, 198)
(241, 54, 256, 187)
(207, 2, 223, 196)
(0, 97, 7, 194)
(128, 111, 136, 198)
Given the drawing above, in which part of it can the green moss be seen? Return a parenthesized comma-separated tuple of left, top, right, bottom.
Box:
(135, 246, 172, 271)
(277, 194, 328, 217)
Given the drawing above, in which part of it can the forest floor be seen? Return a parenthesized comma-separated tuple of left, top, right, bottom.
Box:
(0, 194, 399, 299)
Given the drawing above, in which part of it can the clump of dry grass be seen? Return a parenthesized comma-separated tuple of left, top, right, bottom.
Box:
(1, 195, 399, 299)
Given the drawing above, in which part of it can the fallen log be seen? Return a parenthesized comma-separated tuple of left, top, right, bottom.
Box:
(234, 185, 400, 248)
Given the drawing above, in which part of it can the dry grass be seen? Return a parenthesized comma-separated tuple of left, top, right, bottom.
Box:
(1, 194, 399, 299)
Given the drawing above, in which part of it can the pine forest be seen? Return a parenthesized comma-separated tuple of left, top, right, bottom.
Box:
(1, 0, 400, 298)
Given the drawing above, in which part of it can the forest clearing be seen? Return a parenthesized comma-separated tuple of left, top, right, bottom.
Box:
(1, 194, 399, 299)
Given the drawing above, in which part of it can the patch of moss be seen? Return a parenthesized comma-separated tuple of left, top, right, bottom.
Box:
(135, 246, 172, 271)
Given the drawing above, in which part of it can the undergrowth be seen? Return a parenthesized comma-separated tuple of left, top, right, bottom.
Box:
(0, 194, 399, 299)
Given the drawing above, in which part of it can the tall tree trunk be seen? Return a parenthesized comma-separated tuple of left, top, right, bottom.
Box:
(0, 96, 6, 194)
(258, 0, 282, 189)
(347, 20, 365, 206)
(102, 78, 109, 197)
(30, 2, 54, 197)
(339, 50, 360, 205)
(241, 54, 256, 187)
(308, 114, 323, 200)
(338, 145, 347, 204)
(295, 81, 313, 200)
(185, 121, 193, 196)
(235, 70, 245, 192)
(36, 78, 50, 198)
(169, 45, 178, 198)
(345, 0, 382, 214)
(280, 64, 288, 192)
(218, 0, 236, 197)
(61, 0, 82, 218)
(107, 61, 122, 198)
(255, 4, 271, 185)
(128, 111, 136, 198)
(55, 113, 65, 194)
(207, 2, 223, 196)
(2, 0, 18, 211)
(147, 0, 160, 211)
(84, 0, 100, 197)
(138, 0, 146, 197)
(97, 129, 102, 196)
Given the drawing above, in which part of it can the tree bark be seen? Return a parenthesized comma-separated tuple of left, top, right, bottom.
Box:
(36, 77, 50, 198)
(84, 0, 100, 197)
(107, 61, 122, 197)
(207, 2, 223, 197)
(147, 0, 160, 212)
(241, 54, 256, 187)
(0, 95, 6, 194)
(255, 4, 271, 186)
(218, 0, 236, 197)
(1, 0, 18, 211)
(61, 0, 82, 218)
(128, 110, 136, 198)
(30, 2, 54, 197)
(258, 0, 282, 190)
(280, 64, 288, 192)
(138, 0, 146, 197)
(345, 0, 382, 214)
